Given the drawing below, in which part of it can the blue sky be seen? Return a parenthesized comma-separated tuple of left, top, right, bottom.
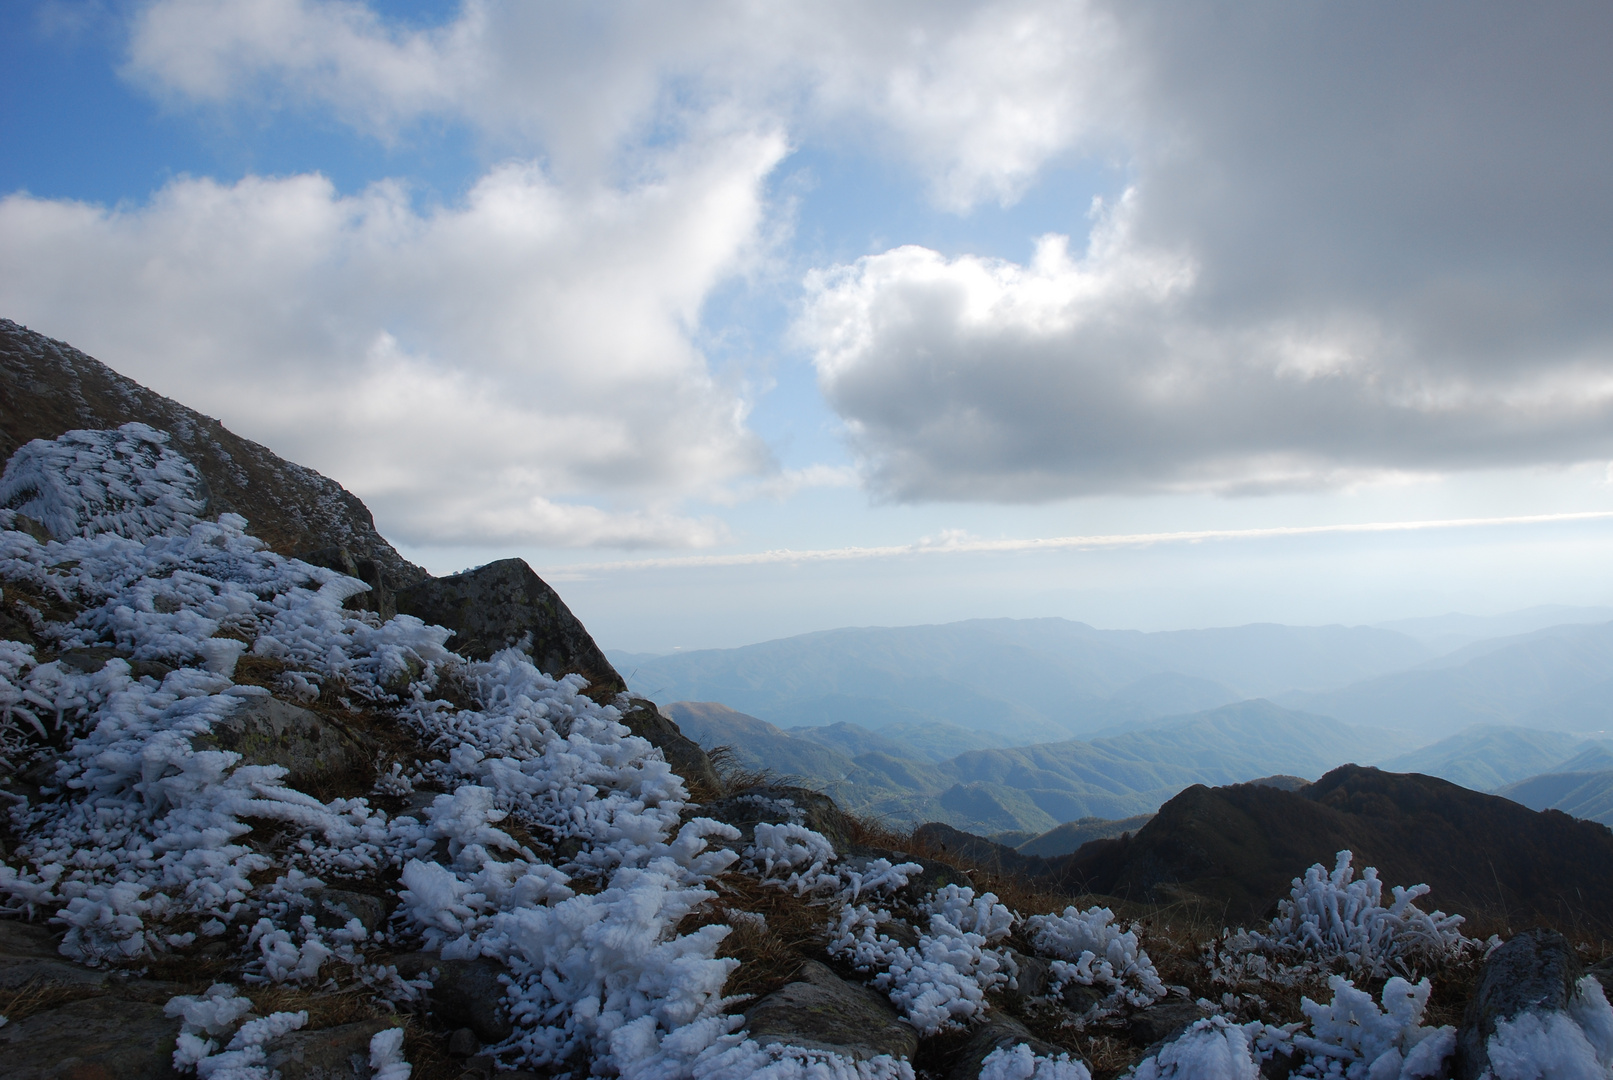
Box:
(5, 1, 1613, 651)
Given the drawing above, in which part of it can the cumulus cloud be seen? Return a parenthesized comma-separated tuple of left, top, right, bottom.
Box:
(797, 2, 1613, 500)
(0, 133, 785, 547)
(45, 0, 1613, 513)
(124, 0, 1115, 207)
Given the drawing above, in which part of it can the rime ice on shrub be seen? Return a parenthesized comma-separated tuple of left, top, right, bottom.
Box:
(1294, 975, 1454, 1079)
(1127, 1017, 1264, 1080)
(979, 1044, 1093, 1080)
(828, 884, 1016, 1035)
(1024, 905, 1167, 1006)
(1258, 851, 1473, 977)
(0, 423, 208, 542)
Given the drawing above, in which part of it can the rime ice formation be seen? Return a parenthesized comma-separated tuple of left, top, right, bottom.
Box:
(0, 424, 1603, 1079)
(1258, 850, 1474, 978)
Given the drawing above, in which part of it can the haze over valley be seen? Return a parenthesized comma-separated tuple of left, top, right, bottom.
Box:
(611, 606, 1613, 844)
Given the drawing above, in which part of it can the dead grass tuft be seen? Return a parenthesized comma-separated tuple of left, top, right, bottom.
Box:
(706, 746, 782, 797)
(0, 978, 103, 1023)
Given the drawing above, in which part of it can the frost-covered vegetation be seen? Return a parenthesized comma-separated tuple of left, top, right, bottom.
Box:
(0, 424, 1608, 1080)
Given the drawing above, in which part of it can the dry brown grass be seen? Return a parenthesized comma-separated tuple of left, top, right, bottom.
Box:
(0, 978, 103, 1023)
(682, 871, 842, 1002)
(705, 746, 781, 797)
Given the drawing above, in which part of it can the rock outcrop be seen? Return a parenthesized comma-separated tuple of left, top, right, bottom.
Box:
(394, 558, 624, 695)
(193, 694, 376, 791)
(1455, 928, 1583, 1080)
(743, 960, 918, 1061)
(0, 318, 426, 590)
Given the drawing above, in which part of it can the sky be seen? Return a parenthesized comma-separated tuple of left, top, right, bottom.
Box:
(4, 0, 1613, 652)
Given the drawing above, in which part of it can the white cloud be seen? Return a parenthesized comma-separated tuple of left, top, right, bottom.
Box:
(798, 188, 1613, 501)
(0, 132, 787, 547)
(92, 1, 1613, 509)
(124, 0, 1115, 207)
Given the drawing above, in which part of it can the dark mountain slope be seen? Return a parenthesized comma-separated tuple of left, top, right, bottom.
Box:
(1055, 765, 1613, 935)
(0, 318, 426, 588)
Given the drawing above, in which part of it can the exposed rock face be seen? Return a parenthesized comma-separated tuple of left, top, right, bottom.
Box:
(744, 960, 918, 1062)
(266, 1019, 400, 1080)
(193, 694, 374, 791)
(1128, 998, 1211, 1048)
(1455, 928, 1582, 1080)
(0, 919, 108, 994)
(0, 993, 182, 1079)
(0, 319, 426, 589)
(394, 558, 624, 695)
(392, 953, 515, 1042)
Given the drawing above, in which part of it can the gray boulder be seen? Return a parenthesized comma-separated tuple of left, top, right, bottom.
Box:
(392, 952, 513, 1042)
(0, 993, 179, 1079)
(1001, 949, 1052, 1008)
(308, 887, 386, 934)
(194, 694, 373, 790)
(394, 558, 624, 694)
(1129, 998, 1211, 1047)
(947, 1013, 1075, 1080)
(744, 960, 918, 1062)
(0, 919, 106, 994)
(265, 1018, 399, 1080)
(1456, 927, 1582, 1080)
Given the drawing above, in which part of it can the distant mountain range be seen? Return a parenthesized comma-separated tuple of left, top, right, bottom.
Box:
(1374, 604, 1613, 653)
(666, 698, 1409, 835)
(1278, 621, 1613, 738)
(622, 610, 1613, 834)
(615, 612, 1613, 746)
(616, 618, 1434, 744)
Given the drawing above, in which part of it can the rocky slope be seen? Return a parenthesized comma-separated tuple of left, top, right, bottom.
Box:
(3, 324, 1613, 1079)
(0, 319, 426, 593)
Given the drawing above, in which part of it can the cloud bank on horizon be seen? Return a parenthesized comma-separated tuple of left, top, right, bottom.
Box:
(5, 0, 1613, 551)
